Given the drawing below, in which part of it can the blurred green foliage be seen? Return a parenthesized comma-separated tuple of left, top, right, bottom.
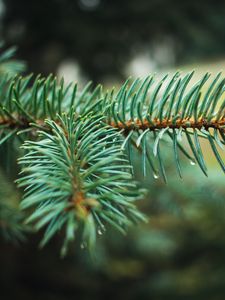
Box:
(0, 170, 27, 243)
(2, 0, 225, 81)
(0, 161, 225, 299)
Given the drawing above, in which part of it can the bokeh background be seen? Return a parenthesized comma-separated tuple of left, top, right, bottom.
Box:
(0, 0, 225, 299)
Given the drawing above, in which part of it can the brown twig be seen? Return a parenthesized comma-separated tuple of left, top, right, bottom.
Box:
(110, 117, 225, 132)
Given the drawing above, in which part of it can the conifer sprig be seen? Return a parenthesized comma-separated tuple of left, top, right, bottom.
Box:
(0, 44, 224, 253)
(0, 72, 224, 182)
(105, 73, 225, 181)
(17, 113, 146, 255)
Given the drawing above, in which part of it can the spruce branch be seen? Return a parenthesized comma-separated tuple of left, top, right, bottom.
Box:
(0, 44, 224, 253)
(0, 71, 224, 182)
(105, 73, 225, 180)
(17, 113, 146, 255)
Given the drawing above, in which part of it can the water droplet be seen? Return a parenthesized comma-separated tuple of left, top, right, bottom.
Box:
(97, 228, 103, 235)
(153, 173, 159, 179)
(80, 242, 86, 249)
(190, 160, 196, 166)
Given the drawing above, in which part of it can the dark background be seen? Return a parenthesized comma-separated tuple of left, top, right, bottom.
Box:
(1, 1, 225, 299)
(2, 0, 225, 81)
